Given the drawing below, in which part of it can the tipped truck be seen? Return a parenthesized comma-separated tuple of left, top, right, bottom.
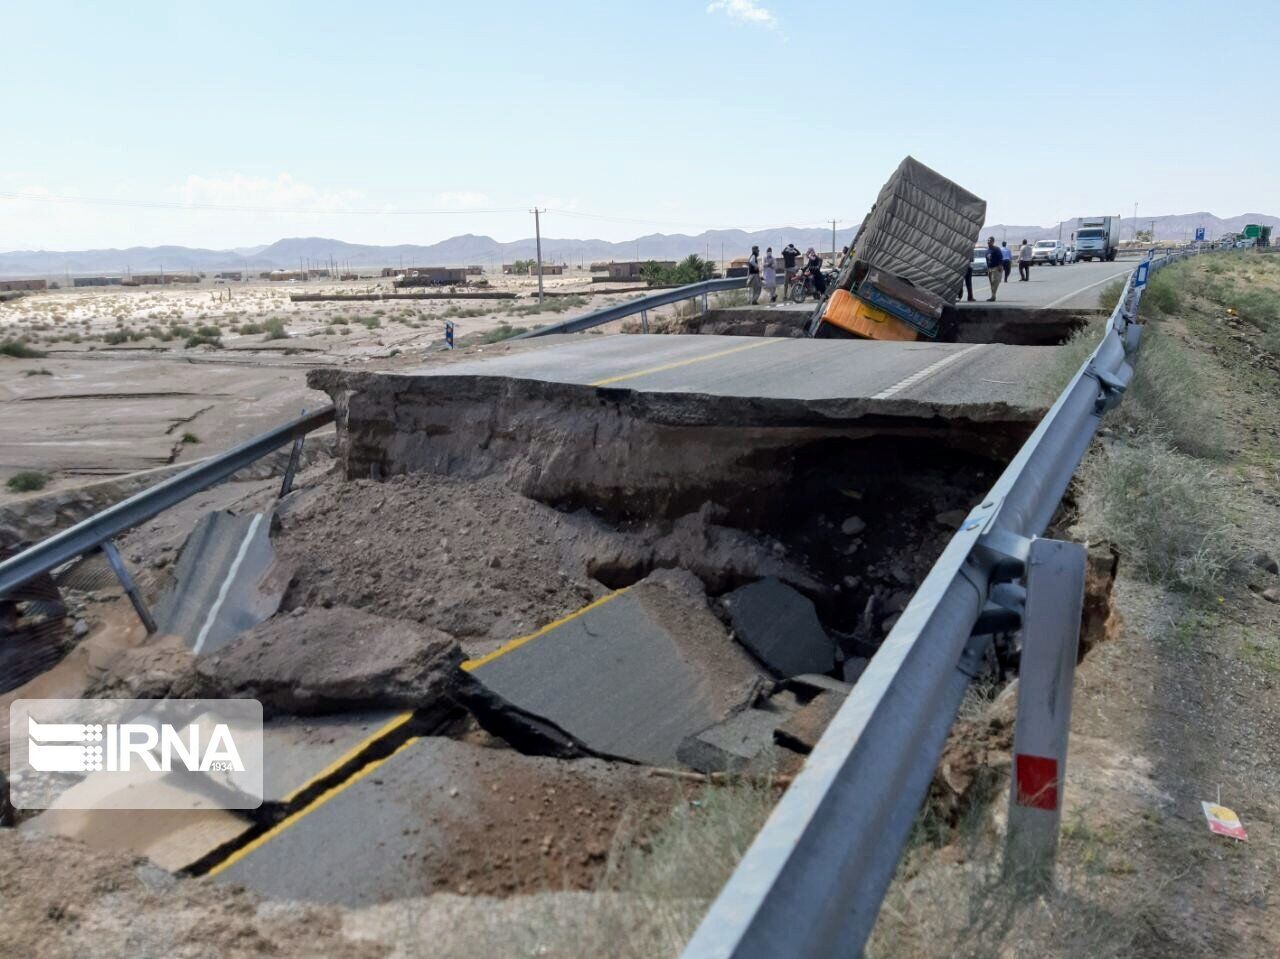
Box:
(810, 156, 986, 342)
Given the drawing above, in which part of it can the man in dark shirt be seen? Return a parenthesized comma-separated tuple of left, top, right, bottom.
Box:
(984, 237, 1003, 301)
(781, 242, 801, 297)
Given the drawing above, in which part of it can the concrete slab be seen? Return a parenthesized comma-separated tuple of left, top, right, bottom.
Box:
(153, 510, 292, 656)
(210, 737, 680, 904)
(721, 577, 836, 678)
(461, 571, 766, 766)
(677, 691, 801, 774)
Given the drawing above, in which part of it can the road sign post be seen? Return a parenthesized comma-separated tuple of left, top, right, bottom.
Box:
(1004, 537, 1087, 890)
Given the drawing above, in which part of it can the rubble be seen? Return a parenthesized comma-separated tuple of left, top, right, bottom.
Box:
(774, 690, 847, 754)
(677, 691, 803, 774)
(721, 577, 836, 678)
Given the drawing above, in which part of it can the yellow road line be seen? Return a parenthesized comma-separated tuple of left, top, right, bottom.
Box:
(589, 338, 780, 387)
(462, 588, 628, 672)
(278, 710, 414, 804)
(207, 736, 420, 877)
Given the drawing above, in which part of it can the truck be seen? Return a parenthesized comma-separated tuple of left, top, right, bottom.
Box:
(1074, 216, 1119, 262)
(809, 156, 986, 342)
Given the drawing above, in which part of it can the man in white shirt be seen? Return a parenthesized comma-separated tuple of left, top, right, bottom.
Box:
(1018, 239, 1033, 281)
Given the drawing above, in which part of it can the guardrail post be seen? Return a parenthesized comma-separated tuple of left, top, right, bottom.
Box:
(100, 539, 157, 635)
(1004, 536, 1087, 890)
(702, 291, 709, 316)
(278, 409, 307, 498)
(640, 309, 649, 333)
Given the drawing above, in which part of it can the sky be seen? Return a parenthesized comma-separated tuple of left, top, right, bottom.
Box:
(1, 0, 1276, 251)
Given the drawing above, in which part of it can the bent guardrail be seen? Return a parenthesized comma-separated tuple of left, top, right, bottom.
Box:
(0, 406, 335, 603)
(680, 249, 1196, 959)
(512, 276, 747, 339)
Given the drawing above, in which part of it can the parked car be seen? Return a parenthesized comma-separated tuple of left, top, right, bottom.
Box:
(971, 247, 988, 276)
(1064, 245, 1077, 263)
(1031, 239, 1067, 265)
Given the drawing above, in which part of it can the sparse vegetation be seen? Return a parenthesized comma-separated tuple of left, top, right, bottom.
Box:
(180, 432, 200, 444)
(25, 367, 52, 376)
(262, 317, 288, 340)
(0, 339, 47, 359)
(641, 254, 717, 287)
(6, 470, 50, 493)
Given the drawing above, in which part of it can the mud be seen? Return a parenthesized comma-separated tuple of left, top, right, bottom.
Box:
(273, 474, 819, 655)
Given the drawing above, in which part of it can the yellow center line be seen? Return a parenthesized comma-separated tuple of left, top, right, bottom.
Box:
(206, 736, 420, 877)
(278, 711, 414, 804)
(462, 588, 628, 672)
(588, 337, 781, 387)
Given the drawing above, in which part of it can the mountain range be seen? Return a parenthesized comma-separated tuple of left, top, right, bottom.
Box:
(2, 212, 1275, 277)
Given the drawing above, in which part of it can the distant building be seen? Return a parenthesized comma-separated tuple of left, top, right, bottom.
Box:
(464, 265, 484, 275)
(0, 278, 48, 292)
(502, 263, 567, 276)
(394, 267, 469, 287)
(267, 270, 306, 281)
(124, 273, 199, 286)
(214, 271, 243, 281)
(72, 276, 122, 287)
(603, 260, 676, 280)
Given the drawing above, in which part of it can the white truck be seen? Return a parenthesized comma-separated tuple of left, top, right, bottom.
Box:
(1074, 216, 1119, 262)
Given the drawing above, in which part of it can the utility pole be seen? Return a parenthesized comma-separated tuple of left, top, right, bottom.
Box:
(1132, 202, 1138, 241)
(531, 208, 545, 304)
(831, 219, 837, 263)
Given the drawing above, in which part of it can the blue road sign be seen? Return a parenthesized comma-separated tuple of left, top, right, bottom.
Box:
(1195, 227, 1206, 242)
(445, 321, 455, 349)
(1135, 261, 1150, 288)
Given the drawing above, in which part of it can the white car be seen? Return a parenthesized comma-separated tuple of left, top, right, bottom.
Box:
(1031, 240, 1067, 265)
(971, 247, 989, 276)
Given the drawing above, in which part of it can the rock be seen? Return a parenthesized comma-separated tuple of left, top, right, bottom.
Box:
(842, 656, 869, 684)
(881, 612, 901, 635)
(722, 577, 836, 678)
(71, 619, 89, 638)
(885, 589, 914, 614)
(935, 509, 968, 527)
(1248, 550, 1279, 575)
(1262, 588, 1280, 604)
(678, 692, 801, 774)
(195, 606, 463, 719)
(87, 640, 199, 699)
(841, 516, 867, 536)
(775, 690, 847, 754)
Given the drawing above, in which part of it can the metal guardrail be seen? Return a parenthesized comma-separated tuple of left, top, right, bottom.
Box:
(680, 248, 1199, 959)
(512, 276, 747, 339)
(0, 406, 335, 599)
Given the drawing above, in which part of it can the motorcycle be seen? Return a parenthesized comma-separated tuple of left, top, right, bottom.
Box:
(789, 268, 839, 304)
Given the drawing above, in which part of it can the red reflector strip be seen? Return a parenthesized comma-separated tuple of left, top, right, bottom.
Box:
(1015, 754, 1059, 811)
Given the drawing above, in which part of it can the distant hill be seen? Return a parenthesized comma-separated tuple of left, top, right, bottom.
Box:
(3, 213, 1275, 277)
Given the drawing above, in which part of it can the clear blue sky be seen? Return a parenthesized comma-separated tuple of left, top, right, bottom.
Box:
(1, 0, 1275, 249)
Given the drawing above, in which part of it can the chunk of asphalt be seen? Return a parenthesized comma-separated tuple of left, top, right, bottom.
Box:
(153, 510, 293, 656)
(677, 691, 801, 774)
(721, 577, 836, 678)
(212, 737, 680, 905)
(775, 690, 848, 755)
(194, 606, 464, 722)
(460, 569, 767, 766)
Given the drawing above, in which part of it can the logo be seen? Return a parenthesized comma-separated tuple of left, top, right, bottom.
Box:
(27, 716, 244, 774)
(10, 699, 263, 810)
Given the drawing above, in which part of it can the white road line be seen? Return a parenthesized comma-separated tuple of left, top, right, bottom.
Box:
(871, 345, 983, 400)
(192, 512, 264, 656)
(1043, 269, 1131, 309)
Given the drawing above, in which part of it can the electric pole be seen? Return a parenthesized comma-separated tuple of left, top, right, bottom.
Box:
(531, 208, 545, 304)
(1132, 202, 1138, 241)
(831, 219, 837, 263)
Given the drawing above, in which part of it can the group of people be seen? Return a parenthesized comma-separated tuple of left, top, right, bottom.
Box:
(963, 237, 1035, 302)
(746, 242, 828, 305)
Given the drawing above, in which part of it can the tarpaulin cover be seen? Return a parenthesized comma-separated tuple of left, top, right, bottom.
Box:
(840, 156, 986, 301)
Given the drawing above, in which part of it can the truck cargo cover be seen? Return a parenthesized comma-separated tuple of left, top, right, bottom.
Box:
(845, 156, 986, 300)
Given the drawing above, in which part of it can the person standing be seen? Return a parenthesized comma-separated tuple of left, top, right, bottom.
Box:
(962, 264, 975, 302)
(762, 247, 777, 304)
(1018, 238, 1033, 281)
(781, 242, 801, 298)
(747, 245, 762, 304)
(1000, 241, 1012, 282)
(984, 237, 1003, 301)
